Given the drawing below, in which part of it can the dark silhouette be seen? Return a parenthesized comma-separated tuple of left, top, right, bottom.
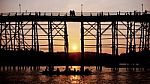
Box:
(70, 10, 75, 16)
(0, 11, 150, 75)
(42, 66, 92, 75)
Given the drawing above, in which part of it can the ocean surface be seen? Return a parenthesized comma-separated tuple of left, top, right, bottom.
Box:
(0, 66, 150, 84)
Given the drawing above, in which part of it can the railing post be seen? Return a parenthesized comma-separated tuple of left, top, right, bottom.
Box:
(133, 21, 136, 52)
(48, 21, 51, 53)
(21, 21, 25, 50)
(0, 22, 2, 49)
(64, 21, 69, 71)
(14, 22, 17, 51)
(96, 22, 99, 57)
(35, 21, 39, 51)
(4, 22, 7, 50)
(81, 20, 84, 72)
(148, 21, 150, 50)
(129, 22, 132, 52)
(126, 21, 129, 54)
(8, 21, 12, 50)
(116, 21, 118, 56)
(18, 21, 20, 50)
(112, 21, 115, 56)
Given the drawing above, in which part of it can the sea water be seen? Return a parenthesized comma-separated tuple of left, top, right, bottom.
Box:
(0, 66, 150, 84)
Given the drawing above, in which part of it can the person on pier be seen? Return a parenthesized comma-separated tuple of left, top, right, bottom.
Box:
(70, 10, 75, 16)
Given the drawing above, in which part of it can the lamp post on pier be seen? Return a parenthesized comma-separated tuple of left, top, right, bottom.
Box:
(81, 4, 83, 16)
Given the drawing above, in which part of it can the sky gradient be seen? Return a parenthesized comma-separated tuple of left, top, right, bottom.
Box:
(0, 0, 150, 53)
(0, 0, 150, 12)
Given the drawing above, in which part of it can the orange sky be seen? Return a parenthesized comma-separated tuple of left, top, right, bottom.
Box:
(0, 0, 150, 53)
(0, 0, 150, 12)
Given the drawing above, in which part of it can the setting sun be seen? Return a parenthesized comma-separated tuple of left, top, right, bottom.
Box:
(72, 44, 78, 51)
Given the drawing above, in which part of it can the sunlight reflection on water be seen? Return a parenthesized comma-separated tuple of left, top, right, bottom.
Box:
(0, 66, 150, 84)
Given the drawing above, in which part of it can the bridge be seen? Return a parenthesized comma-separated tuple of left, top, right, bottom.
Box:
(0, 11, 150, 71)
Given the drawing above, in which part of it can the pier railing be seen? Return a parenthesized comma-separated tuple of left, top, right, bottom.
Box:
(0, 11, 150, 16)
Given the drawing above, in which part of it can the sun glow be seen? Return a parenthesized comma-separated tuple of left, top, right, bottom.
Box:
(72, 44, 78, 52)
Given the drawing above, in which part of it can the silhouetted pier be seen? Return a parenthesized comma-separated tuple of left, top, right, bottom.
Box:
(0, 11, 150, 72)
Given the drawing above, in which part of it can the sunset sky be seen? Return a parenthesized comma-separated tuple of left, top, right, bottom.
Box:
(0, 0, 150, 53)
(0, 0, 150, 12)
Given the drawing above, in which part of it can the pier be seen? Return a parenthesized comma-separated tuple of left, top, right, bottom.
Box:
(0, 11, 150, 72)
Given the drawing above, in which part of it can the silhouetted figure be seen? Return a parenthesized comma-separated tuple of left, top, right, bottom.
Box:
(56, 68, 60, 72)
(35, 12, 38, 16)
(73, 10, 75, 16)
(119, 11, 120, 15)
(70, 10, 72, 16)
(45, 66, 48, 71)
(144, 10, 147, 14)
(108, 12, 110, 16)
(39, 12, 41, 16)
(85, 68, 90, 72)
(29, 12, 31, 15)
(90, 13, 92, 16)
(85, 68, 91, 74)
(70, 10, 75, 16)
(68, 68, 71, 72)
(49, 66, 54, 72)
(73, 68, 76, 72)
